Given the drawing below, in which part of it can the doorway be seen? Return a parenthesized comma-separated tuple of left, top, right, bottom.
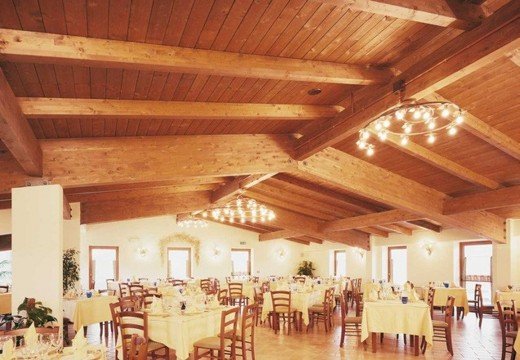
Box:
(460, 241, 492, 304)
(388, 246, 407, 284)
(89, 246, 119, 290)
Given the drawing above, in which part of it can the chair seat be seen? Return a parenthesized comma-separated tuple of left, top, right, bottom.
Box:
(432, 320, 449, 328)
(344, 316, 361, 324)
(274, 306, 292, 314)
(308, 305, 325, 313)
(148, 340, 168, 352)
(229, 294, 245, 299)
(506, 331, 518, 339)
(194, 336, 232, 350)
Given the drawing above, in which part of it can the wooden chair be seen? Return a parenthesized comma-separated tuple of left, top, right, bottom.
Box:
(218, 289, 228, 305)
(228, 283, 248, 307)
(143, 293, 162, 309)
(475, 284, 497, 328)
(235, 304, 257, 360)
(261, 282, 270, 293)
(339, 290, 362, 347)
(426, 287, 436, 318)
(128, 334, 149, 360)
(253, 287, 264, 326)
(170, 279, 184, 287)
(119, 282, 130, 297)
(193, 307, 239, 360)
(497, 300, 518, 360)
(106, 278, 115, 289)
(119, 311, 170, 359)
(468, 283, 481, 318)
(130, 284, 145, 296)
(201, 278, 212, 294)
(270, 291, 298, 335)
(119, 295, 141, 311)
(422, 296, 455, 355)
(308, 288, 335, 332)
(109, 302, 122, 343)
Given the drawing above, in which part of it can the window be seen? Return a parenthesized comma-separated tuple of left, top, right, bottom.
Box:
(388, 246, 407, 285)
(231, 249, 251, 276)
(460, 241, 492, 304)
(168, 248, 192, 279)
(89, 246, 119, 290)
(334, 250, 347, 277)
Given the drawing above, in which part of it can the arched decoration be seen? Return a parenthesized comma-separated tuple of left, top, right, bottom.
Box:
(160, 233, 201, 265)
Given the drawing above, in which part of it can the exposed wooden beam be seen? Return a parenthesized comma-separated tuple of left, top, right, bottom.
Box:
(0, 69, 42, 176)
(297, 148, 506, 242)
(427, 93, 520, 161)
(358, 227, 389, 237)
(294, 1, 520, 159)
(377, 224, 413, 236)
(211, 174, 277, 204)
(18, 98, 343, 121)
(0, 29, 392, 86)
(316, 0, 486, 29)
(286, 238, 311, 245)
(81, 191, 212, 224)
(444, 185, 520, 214)
(321, 209, 420, 232)
(259, 230, 303, 241)
(0, 135, 296, 194)
(408, 220, 442, 233)
(377, 131, 501, 189)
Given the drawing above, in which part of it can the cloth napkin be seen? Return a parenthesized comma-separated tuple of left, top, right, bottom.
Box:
(409, 290, 420, 302)
(150, 296, 162, 313)
(1, 339, 14, 360)
(71, 331, 88, 359)
(24, 323, 37, 348)
(368, 290, 378, 302)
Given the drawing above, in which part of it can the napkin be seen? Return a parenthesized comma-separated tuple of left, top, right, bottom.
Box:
(24, 323, 37, 348)
(71, 331, 88, 360)
(409, 290, 420, 302)
(1, 338, 14, 360)
(150, 296, 163, 313)
(368, 290, 378, 302)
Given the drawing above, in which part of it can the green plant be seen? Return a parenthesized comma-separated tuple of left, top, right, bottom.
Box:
(297, 261, 315, 277)
(63, 248, 80, 293)
(17, 298, 56, 328)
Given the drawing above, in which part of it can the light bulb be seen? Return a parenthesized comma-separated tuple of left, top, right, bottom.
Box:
(383, 118, 391, 128)
(400, 135, 409, 146)
(202, 211, 208, 218)
(241, 218, 246, 224)
(359, 129, 370, 140)
(448, 126, 457, 136)
(374, 121, 382, 131)
(395, 110, 405, 120)
(366, 146, 375, 156)
(423, 111, 431, 120)
(427, 133, 436, 144)
(413, 111, 421, 120)
(357, 140, 367, 149)
(441, 108, 450, 118)
(378, 131, 387, 141)
(403, 123, 412, 134)
(428, 121, 436, 130)
(455, 114, 464, 124)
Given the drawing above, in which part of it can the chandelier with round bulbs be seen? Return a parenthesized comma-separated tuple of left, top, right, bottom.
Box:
(177, 214, 208, 228)
(202, 196, 275, 224)
(356, 100, 464, 156)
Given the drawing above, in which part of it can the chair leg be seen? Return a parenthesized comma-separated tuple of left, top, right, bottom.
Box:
(479, 311, 483, 328)
(340, 325, 345, 347)
(445, 327, 453, 355)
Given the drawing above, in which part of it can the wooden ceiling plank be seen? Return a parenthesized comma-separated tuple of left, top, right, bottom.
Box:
(19, 97, 344, 121)
(321, 209, 420, 232)
(297, 148, 506, 242)
(294, 1, 520, 159)
(259, 229, 303, 241)
(377, 131, 501, 189)
(377, 224, 413, 236)
(358, 226, 389, 237)
(427, 92, 520, 161)
(315, 0, 486, 29)
(408, 220, 442, 232)
(211, 173, 277, 204)
(0, 29, 393, 85)
(0, 69, 42, 176)
(444, 185, 520, 214)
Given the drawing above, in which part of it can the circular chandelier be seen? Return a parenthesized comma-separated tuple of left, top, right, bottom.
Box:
(356, 99, 464, 156)
(202, 196, 275, 224)
(177, 214, 208, 228)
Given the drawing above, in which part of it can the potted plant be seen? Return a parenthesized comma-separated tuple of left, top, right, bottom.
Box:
(297, 261, 316, 277)
(16, 298, 57, 328)
(63, 249, 80, 293)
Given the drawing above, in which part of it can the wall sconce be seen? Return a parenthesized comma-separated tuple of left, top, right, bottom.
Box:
(422, 240, 435, 256)
(213, 247, 222, 258)
(136, 247, 148, 258)
(277, 248, 287, 260)
(355, 248, 365, 259)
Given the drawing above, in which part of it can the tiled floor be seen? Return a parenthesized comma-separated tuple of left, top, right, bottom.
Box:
(84, 310, 505, 359)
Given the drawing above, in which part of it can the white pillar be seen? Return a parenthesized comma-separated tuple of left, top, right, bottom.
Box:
(11, 185, 63, 324)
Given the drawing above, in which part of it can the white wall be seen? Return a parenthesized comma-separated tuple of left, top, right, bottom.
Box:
(81, 215, 305, 289)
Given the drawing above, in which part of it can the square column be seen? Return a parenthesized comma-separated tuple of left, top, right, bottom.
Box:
(11, 185, 64, 324)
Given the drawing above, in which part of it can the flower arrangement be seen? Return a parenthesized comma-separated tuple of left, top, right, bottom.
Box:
(297, 261, 316, 277)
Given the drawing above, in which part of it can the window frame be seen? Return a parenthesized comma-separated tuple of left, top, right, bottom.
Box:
(334, 250, 347, 277)
(387, 245, 407, 283)
(230, 248, 252, 276)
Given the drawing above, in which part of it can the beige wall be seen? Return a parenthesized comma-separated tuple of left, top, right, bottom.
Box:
(80, 215, 306, 289)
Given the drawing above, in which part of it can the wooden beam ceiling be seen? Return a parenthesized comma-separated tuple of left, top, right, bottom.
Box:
(297, 148, 506, 242)
(0, 135, 296, 194)
(0, 69, 42, 176)
(316, 0, 486, 29)
(376, 132, 501, 189)
(444, 185, 520, 214)
(211, 174, 277, 204)
(0, 29, 392, 86)
(321, 209, 420, 232)
(427, 93, 520, 161)
(408, 220, 442, 233)
(294, 1, 520, 159)
(18, 98, 343, 122)
(259, 230, 303, 241)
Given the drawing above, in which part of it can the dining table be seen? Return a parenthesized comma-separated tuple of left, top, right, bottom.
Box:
(63, 295, 118, 331)
(361, 299, 433, 356)
(147, 306, 227, 360)
(494, 290, 520, 308)
(261, 290, 322, 326)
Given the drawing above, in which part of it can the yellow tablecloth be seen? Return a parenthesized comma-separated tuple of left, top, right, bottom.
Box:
(363, 283, 381, 294)
(0, 293, 11, 314)
(515, 332, 520, 354)
(494, 291, 520, 305)
(148, 307, 224, 360)
(433, 287, 469, 314)
(361, 300, 433, 346)
(261, 291, 321, 326)
(64, 295, 118, 331)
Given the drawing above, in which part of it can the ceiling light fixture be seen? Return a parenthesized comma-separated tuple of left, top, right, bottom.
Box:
(201, 195, 275, 225)
(177, 214, 208, 228)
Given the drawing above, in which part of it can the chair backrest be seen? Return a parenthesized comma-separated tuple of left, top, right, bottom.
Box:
(214, 279, 221, 292)
(128, 334, 148, 360)
(426, 287, 436, 317)
(200, 278, 211, 292)
(219, 307, 240, 349)
(261, 281, 270, 293)
(228, 282, 243, 297)
(109, 302, 121, 328)
(497, 300, 518, 343)
(474, 284, 483, 306)
(170, 279, 184, 287)
(119, 295, 141, 311)
(119, 311, 148, 359)
(143, 293, 162, 309)
(340, 289, 348, 321)
(254, 287, 264, 304)
(271, 291, 291, 313)
(355, 292, 364, 317)
(119, 283, 130, 297)
(443, 296, 456, 324)
(218, 289, 228, 305)
(241, 304, 257, 342)
(294, 276, 306, 284)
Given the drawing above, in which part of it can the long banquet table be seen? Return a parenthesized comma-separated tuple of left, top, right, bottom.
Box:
(361, 300, 433, 356)
(261, 290, 321, 326)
